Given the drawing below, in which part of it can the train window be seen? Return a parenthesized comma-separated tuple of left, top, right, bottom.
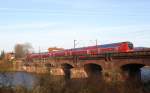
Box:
(128, 43, 133, 49)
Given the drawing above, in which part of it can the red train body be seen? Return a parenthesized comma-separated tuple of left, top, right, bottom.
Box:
(27, 41, 133, 60)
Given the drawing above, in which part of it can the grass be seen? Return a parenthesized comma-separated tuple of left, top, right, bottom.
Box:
(0, 74, 150, 93)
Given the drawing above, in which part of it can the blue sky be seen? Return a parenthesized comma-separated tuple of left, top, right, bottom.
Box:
(0, 0, 150, 52)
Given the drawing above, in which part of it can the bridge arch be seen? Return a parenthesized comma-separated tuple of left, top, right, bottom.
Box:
(61, 63, 74, 79)
(120, 63, 145, 81)
(84, 63, 102, 78)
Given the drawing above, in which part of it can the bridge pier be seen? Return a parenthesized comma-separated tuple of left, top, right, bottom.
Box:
(50, 67, 65, 76)
(35, 66, 47, 74)
(70, 67, 88, 79)
(102, 70, 123, 82)
(49, 67, 88, 79)
(70, 67, 122, 82)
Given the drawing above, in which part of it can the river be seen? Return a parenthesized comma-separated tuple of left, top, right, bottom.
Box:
(0, 68, 150, 88)
(0, 72, 37, 88)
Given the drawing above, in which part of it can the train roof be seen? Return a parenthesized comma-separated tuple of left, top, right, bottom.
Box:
(70, 41, 133, 50)
(98, 41, 133, 48)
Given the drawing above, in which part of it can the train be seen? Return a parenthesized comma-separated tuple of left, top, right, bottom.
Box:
(27, 41, 134, 60)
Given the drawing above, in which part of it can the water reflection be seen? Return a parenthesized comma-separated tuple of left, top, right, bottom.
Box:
(141, 67, 150, 82)
(0, 72, 36, 88)
(0, 68, 149, 88)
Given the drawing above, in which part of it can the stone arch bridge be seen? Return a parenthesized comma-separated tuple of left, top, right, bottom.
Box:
(20, 51, 150, 81)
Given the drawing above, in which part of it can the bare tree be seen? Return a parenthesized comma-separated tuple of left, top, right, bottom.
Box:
(14, 43, 33, 58)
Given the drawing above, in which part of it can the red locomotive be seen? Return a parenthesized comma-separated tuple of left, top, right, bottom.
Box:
(27, 41, 133, 60)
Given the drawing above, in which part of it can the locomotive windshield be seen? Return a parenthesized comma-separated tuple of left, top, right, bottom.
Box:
(127, 42, 133, 49)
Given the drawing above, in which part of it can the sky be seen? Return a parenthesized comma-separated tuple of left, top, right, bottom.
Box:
(0, 0, 150, 52)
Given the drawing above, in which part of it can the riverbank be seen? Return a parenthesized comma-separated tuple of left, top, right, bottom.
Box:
(0, 61, 14, 72)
